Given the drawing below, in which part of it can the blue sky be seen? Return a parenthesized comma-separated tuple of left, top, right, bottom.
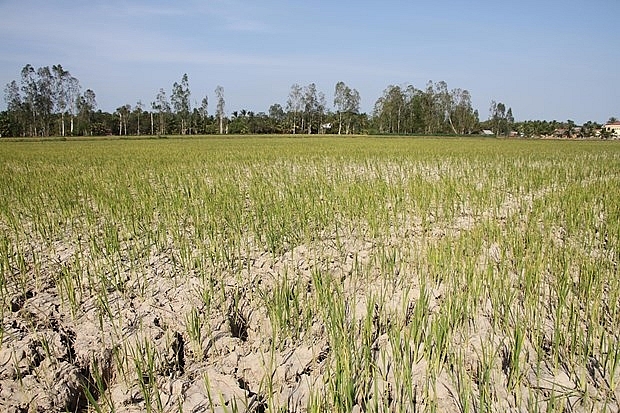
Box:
(0, 0, 618, 124)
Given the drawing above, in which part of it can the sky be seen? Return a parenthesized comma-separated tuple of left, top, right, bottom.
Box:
(0, 0, 618, 124)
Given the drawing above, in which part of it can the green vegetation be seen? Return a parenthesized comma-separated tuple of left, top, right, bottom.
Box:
(1, 136, 619, 412)
(5, 64, 615, 139)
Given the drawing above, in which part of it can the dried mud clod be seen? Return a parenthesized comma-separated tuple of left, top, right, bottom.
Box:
(10, 290, 34, 312)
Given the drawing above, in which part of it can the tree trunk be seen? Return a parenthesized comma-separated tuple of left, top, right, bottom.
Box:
(338, 112, 342, 135)
(448, 115, 458, 135)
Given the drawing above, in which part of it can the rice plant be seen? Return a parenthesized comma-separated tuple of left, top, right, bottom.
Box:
(0, 136, 619, 412)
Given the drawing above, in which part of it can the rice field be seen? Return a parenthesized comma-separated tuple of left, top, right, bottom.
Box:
(0, 136, 619, 412)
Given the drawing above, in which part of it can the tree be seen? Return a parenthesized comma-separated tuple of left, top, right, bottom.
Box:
(286, 84, 303, 134)
(317, 90, 327, 134)
(420, 81, 439, 134)
(3, 64, 96, 136)
(115, 104, 131, 135)
(334, 81, 347, 134)
(135, 100, 143, 135)
(489, 100, 513, 136)
(302, 83, 319, 134)
(66, 75, 81, 135)
(334, 82, 361, 134)
(197, 95, 208, 133)
(20, 64, 38, 136)
(215, 85, 225, 134)
(77, 89, 96, 135)
(4, 80, 25, 136)
(52, 64, 80, 137)
(580, 121, 600, 138)
(371, 80, 479, 135)
(373, 85, 405, 134)
(268, 103, 285, 132)
(434, 80, 452, 133)
(52, 64, 69, 136)
(152, 88, 170, 135)
(345, 88, 360, 134)
(449, 88, 477, 134)
(171, 73, 191, 134)
(35, 66, 54, 136)
(293, 83, 328, 134)
(0, 111, 11, 137)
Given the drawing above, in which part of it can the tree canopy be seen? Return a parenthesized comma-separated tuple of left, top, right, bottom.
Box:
(1, 63, 614, 138)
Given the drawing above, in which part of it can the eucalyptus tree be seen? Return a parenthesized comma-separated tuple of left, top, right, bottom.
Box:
(171, 73, 191, 134)
(334, 81, 361, 134)
(76, 89, 96, 135)
(372, 80, 478, 135)
(448, 88, 477, 134)
(52, 64, 81, 136)
(35, 66, 55, 136)
(4, 64, 96, 136)
(0, 111, 10, 137)
(489, 100, 513, 136)
(52, 64, 69, 136)
(286, 83, 303, 134)
(334, 81, 347, 134)
(134, 100, 143, 135)
(115, 104, 131, 135)
(4, 80, 25, 136)
(215, 85, 225, 134)
(66, 77, 81, 135)
(317, 90, 327, 134)
(302, 83, 325, 134)
(402, 85, 424, 133)
(20, 64, 38, 135)
(197, 95, 208, 133)
(268, 103, 285, 132)
(420, 81, 445, 134)
(152, 88, 170, 135)
(373, 85, 406, 134)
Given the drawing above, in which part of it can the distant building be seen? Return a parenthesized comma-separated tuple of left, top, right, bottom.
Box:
(481, 129, 494, 136)
(603, 121, 620, 137)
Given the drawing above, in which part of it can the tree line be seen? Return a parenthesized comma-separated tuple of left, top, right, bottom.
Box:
(3, 64, 97, 137)
(0, 64, 613, 138)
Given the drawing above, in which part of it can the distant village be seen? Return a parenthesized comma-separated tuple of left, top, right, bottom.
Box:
(482, 119, 620, 139)
(547, 120, 620, 139)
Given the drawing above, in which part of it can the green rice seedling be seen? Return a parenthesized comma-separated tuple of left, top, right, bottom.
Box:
(259, 270, 311, 348)
(506, 323, 525, 394)
(83, 358, 115, 413)
(448, 349, 473, 413)
(426, 306, 453, 379)
(56, 264, 81, 318)
(2, 137, 620, 412)
(475, 338, 498, 413)
(185, 307, 203, 357)
(130, 337, 163, 413)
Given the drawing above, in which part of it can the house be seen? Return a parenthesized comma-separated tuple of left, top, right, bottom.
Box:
(603, 121, 620, 137)
(481, 129, 494, 136)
